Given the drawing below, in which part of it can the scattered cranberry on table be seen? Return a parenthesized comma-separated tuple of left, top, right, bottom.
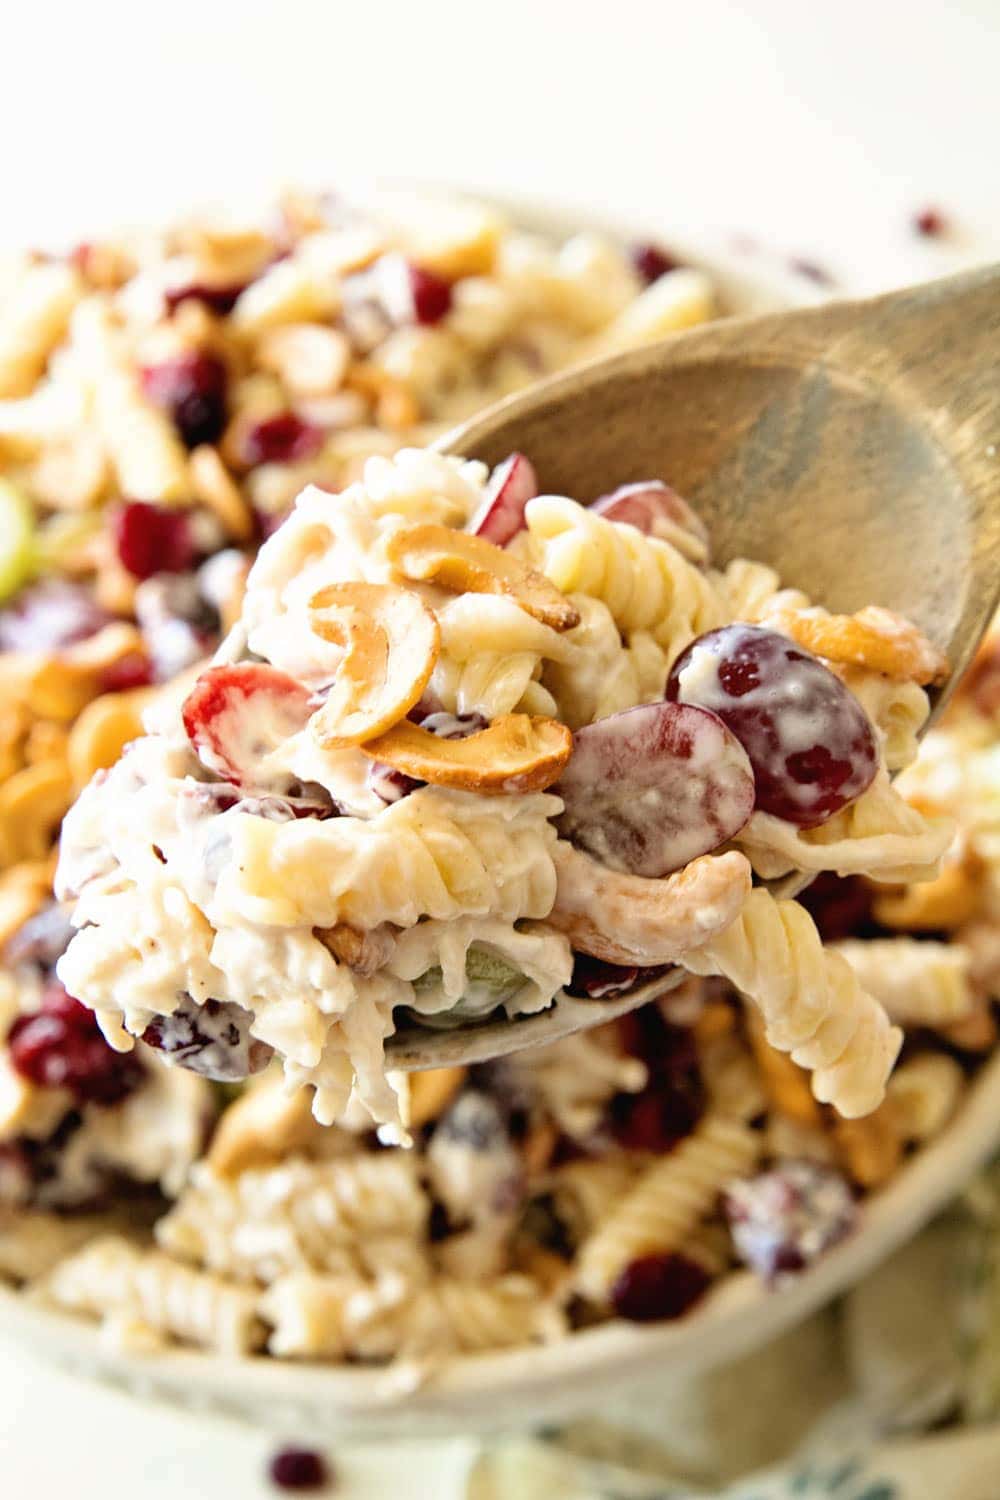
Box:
(268, 1446, 333, 1492)
(913, 206, 948, 238)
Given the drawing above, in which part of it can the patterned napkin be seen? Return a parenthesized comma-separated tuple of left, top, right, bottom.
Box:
(446, 1168, 1000, 1500)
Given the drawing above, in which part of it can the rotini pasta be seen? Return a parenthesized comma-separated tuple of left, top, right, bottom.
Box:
(736, 769, 954, 883)
(156, 1154, 429, 1283)
(45, 1235, 265, 1353)
(520, 495, 726, 661)
(831, 938, 975, 1028)
(574, 1115, 760, 1301)
(682, 889, 903, 1117)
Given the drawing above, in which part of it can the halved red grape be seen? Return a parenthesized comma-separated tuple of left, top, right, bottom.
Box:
(182, 663, 314, 787)
(468, 453, 538, 546)
(591, 480, 709, 556)
(555, 701, 755, 877)
(666, 624, 878, 827)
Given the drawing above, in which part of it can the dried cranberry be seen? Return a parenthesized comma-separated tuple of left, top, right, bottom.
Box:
(667, 624, 878, 827)
(913, 206, 947, 238)
(407, 263, 453, 325)
(567, 954, 640, 999)
(630, 242, 679, 285)
(99, 651, 154, 693)
(8, 982, 142, 1107)
(141, 351, 228, 449)
(611, 1252, 710, 1321)
(0, 578, 111, 653)
(113, 501, 196, 581)
(618, 1006, 700, 1079)
(142, 996, 274, 1082)
(268, 1446, 331, 1491)
(241, 413, 323, 467)
(164, 282, 247, 316)
(366, 761, 421, 804)
(4, 901, 75, 971)
(799, 871, 878, 942)
(610, 1085, 703, 1153)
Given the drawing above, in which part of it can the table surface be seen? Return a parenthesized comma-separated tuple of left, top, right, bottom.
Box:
(2, 0, 998, 1491)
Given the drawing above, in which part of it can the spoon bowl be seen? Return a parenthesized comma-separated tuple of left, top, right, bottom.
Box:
(387, 266, 1000, 1071)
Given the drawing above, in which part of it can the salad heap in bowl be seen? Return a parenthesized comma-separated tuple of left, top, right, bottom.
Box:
(0, 189, 995, 1400)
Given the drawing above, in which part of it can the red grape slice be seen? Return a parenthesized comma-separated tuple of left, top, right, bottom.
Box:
(182, 663, 314, 788)
(666, 624, 878, 827)
(591, 481, 709, 557)
(468, 453, 538, 546)
(555, 701, 755, 877)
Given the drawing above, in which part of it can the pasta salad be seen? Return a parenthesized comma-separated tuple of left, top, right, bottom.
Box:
(54, 446, 951, 1126)
(1, 634, 995, 1359)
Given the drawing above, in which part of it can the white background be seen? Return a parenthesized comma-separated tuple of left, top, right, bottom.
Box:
(2, 1, 998, 1493)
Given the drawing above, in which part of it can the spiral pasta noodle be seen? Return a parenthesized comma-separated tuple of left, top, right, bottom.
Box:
(522, 496, 726, 660)
(574, 1115, 760, 1301)
(45, 1235, 265, 1353)
(831, 937, 974, 1028)
(735, 769, 954, 883)
(682, 889, 903, 1118)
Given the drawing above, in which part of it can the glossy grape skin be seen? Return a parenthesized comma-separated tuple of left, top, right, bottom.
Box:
(667, 624, 878, 827)
(556, 700, 755, 877)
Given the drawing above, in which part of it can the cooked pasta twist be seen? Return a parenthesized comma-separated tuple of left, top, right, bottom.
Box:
(219, 787, 561, 931)
(682, 890, 903, 1117)
(45, 1235, 265, 1353)
(262, 1269, 563, 1360)
(831, 938, 974, 1028)
(574, 1115, 760, 1301)
(735, 769, 954, 883)
(521, 496, 726, 659)
(541, 597, 670, 728)
(157, 1155, 429, 1283)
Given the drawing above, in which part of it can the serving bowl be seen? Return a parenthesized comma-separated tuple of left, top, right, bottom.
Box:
(3, 187, 995, 1439)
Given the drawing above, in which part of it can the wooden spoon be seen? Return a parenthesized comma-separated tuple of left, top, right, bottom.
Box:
(386, 266, 1000, 1072)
